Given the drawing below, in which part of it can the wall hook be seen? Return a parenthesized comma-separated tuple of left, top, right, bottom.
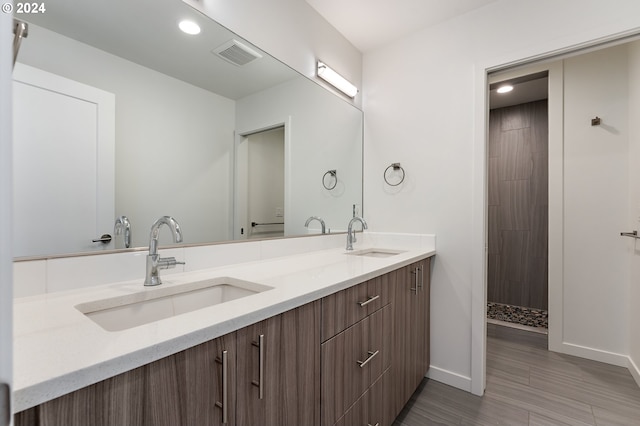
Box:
(591, 116, 601, 126)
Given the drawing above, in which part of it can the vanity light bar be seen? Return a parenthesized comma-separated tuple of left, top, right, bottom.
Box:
(317, 61, 358, 98)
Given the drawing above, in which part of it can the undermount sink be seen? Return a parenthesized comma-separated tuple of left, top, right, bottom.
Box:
(76, 277, 273, 332)
(347, 248, 406, 258)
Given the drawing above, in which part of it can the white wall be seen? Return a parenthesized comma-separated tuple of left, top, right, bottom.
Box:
(182, 0, 363, 107)
(17, 24, 236, 249)
(363, 0, 640, 394)
(628, 41, 640, 384)
(0, 8, 13, 425)
(236, 78, 363, 236)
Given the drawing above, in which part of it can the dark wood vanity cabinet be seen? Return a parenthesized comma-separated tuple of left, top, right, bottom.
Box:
(15, 257, 432, 426)
(389, 258, 431, 420)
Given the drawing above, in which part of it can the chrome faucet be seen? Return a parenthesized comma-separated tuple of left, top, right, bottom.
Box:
(145, 216, 185, 286)
(114, 215, 131, 248)
(346, 216, 368, 250)
(304, 216, 326, 234)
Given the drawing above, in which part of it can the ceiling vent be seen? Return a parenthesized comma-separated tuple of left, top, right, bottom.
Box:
(213, 39, 262, 66)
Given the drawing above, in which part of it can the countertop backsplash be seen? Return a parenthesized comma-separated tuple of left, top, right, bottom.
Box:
(13, 232, 436, 298)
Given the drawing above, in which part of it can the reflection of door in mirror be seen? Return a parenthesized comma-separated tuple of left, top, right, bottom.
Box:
(238, 127, 285, 239)
(13, 64, 115, 257)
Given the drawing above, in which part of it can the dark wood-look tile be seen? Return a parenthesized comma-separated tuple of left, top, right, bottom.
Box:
(498, 181, 532, 231)
(488, 100, 548, 310)
(498, 129, 533, 181)
(392, 324, 640, 426)
(501, 103, 533, 130)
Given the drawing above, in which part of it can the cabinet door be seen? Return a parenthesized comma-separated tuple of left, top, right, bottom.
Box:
(173, 333, 237, 426)
(390, 264, 413, 417)
(237, 301, 320, 426)
(20, 366, 145, 426)
(145, 333, 236, 426)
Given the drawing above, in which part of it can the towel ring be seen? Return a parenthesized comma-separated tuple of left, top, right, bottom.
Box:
(323, 170, 337, 190)
(384, 163, 405, 186)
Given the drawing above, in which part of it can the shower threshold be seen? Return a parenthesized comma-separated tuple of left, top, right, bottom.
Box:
(487, 302, 548, 334)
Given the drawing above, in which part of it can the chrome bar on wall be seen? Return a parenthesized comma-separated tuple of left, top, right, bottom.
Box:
(12, 19, 29, 68)
(620, 230, 639, 239)
(251, 222, 284, 227)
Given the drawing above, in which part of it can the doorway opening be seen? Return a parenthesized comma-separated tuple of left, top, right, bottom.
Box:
(235, 126, 285, 240)
(486, 71, 549, 335)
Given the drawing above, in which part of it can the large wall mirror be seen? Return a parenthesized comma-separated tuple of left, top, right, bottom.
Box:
(13, 0, 363, 258)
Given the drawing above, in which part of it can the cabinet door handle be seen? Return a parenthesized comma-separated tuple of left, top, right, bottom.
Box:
(215, 350, 229, 424)
(410, 269, 418, 294)
(367, 423, 380, 426)
(417, 265, 423, 291)
(357, 350, 379, 368)
(358, 294, 380, 307)
(251, 334, 265, 399)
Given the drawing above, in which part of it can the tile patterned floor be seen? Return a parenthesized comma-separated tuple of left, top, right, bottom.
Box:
(487, 302, 548, 329)
(394, 324, 640, 426)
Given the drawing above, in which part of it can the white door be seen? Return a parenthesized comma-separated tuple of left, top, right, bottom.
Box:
(12, 64, 115, 257)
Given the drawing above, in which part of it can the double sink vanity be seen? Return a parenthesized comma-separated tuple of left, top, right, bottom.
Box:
(13, 233, 435, 426)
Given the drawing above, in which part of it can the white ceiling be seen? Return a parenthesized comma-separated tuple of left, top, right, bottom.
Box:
(21, 0, 298, 100)
(305, 0, 500, 52)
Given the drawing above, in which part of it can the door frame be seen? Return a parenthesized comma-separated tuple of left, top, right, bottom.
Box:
(233, 118, 292, 240)
(471, 29, 640, 396)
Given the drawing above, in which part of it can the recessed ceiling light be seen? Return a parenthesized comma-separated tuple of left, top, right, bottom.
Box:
(497, 85, 514, 94)
(179, 20, 201, 35)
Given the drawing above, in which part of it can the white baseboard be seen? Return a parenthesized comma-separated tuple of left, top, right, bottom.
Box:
(556, 341, 628, 367)
(628, 356, 640, 388)
(426, 365, 472, 392)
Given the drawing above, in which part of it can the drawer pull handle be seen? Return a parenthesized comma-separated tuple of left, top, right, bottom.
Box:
(357, 350, 379, 368)
(358, 294, 380, 307)
(214, 350, 229, 423)
(367, 423, 380, 426)
(251, 334, 265, 400)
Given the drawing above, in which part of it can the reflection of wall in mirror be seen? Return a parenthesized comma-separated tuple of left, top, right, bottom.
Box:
(17, 23, 236, 251)
(236, 78, 363, 235)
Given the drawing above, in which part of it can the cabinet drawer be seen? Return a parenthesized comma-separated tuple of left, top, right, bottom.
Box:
(321, 273, 392, 342)
(321, 304, 391, 426)
(334, 368, 390, 426)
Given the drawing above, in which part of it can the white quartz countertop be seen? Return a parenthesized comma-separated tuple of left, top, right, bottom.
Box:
(14, 242, 435, 412)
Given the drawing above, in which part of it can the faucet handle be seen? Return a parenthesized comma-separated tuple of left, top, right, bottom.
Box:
(157, 256, 185, 270)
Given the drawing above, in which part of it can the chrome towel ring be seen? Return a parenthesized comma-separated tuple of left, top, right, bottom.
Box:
(323, 169, 337, 190)
(384, 163, 405, 186)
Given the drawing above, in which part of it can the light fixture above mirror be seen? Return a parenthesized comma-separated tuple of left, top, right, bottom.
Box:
(317, 61, 358, 98)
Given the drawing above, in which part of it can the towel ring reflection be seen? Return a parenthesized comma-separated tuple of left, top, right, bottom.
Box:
(323, 170, 337, 190)
(384, 163, 405, 186)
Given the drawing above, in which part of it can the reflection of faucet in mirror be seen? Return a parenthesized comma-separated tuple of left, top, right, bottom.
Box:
(114, 216, 131, 248)
(346, 216, 368, 251)
(145, 216, 185, 286)
(304, 216, 326, 234)
(13, 0, 363, 259)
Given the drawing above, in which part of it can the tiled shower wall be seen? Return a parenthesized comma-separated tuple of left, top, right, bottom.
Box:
(488, 100, 548, 310)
